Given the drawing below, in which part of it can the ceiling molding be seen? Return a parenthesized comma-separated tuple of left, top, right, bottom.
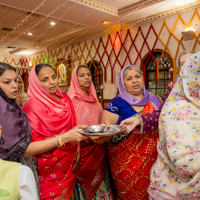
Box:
(71, 0, 166, 16)
(118, 0, 165, 15)
(40, 25, 88, 44)
(126, 0, 200, 27)
(70, 0, 118, 16)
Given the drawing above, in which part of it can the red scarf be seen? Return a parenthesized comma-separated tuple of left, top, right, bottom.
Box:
(108, 102, 159, 200)
(68, 67, 108, 200)
(22, 66, 78, 200)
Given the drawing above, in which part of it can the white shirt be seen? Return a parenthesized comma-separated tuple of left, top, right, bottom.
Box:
(19, 165, 38, 200)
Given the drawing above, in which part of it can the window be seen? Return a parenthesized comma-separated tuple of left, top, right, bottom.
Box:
(144, 51, 173, 96)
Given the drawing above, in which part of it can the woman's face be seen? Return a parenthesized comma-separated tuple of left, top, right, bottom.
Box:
(0, 69, 18, 99)
(37, 66, 58, 94)
(77, 67, 92, 90)
(17, 77, 22, 91)
(123, 68, 143, 96)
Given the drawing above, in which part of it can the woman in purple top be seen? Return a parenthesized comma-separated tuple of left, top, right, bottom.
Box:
(121, 50, 195, 133)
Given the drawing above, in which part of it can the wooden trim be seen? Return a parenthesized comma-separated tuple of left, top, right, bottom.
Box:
(102, 99, 112, 109)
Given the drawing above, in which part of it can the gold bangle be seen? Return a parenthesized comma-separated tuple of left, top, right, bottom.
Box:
(58, 135, 65, 147)
(54, 136, 59, 149)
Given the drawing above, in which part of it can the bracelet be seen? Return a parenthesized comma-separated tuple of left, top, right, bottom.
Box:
(58, 135, 65, 147)
(85, 138, 89, 143)
(54, 136, 59, 149)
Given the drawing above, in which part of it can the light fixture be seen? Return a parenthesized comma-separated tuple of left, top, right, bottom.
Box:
(185, 27, 195, 32)
(28, 32, 32, 36)
(103, 21, 109, 25)
(50, 22, 56, 26)
(181, 27, 194, 41)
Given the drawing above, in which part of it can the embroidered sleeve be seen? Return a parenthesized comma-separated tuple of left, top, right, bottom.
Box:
(105, 98, 119, 114)
(138, 86, 173, 133)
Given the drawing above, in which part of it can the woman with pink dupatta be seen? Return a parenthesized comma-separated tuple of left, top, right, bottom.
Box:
(68, 65, 114, 200)
(22, 63, 87, 200)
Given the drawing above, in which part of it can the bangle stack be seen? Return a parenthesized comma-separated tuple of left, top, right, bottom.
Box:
(58, 135, 65, 147)
(53, 135, 65, 148)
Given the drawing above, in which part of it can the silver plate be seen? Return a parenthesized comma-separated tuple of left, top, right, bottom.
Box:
(80, 124, 126, 136)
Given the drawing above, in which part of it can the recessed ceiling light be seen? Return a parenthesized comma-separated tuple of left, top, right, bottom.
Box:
(103, 21, 109, 25)
(28, 32, 32, 36)
(50, 22, 56, 26)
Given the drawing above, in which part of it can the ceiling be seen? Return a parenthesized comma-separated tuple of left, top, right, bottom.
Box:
(0, 0, 198, 57)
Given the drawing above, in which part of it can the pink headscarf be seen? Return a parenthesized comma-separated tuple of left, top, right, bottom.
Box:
(68, 66, 103, 125)
(23, 66, 77, 138)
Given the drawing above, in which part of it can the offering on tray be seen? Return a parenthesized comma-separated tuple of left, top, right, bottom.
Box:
(87, 125, 106, 133)
(81, 124, 126, 136)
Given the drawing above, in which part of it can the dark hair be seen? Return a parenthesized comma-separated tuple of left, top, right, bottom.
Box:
(0, 62, 16, 76)
(178, 50, 195, 66)
(76, 65, 90, 75)
(35, 63, 54, 76)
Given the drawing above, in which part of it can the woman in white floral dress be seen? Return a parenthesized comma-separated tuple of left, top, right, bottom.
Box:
(148, 52, 200, 199)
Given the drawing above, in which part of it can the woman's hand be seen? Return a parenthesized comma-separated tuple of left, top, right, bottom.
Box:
(88, 136, 111, 144)
(15, 91, 23, 107)
(73, 124, 88, 129)
(72, 146, 80, 171)
(61, 126, 87, 143)
(120, 116, 140, 133)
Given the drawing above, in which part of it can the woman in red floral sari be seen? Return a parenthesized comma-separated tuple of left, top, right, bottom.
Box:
(22, 64, 86, 200)
(68, 66, 113, 200)
(100, 65, 161, 199)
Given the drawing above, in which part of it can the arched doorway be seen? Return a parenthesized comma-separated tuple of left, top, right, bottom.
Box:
(142, 49, 173, 97)
(87, 60, 103, 103)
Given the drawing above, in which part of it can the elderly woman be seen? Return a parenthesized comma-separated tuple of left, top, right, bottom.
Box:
(100, 65, 161, 199)
(120, 50, 195, 134)
(148, 52, 200, 199)
(68, 65, 113, 200)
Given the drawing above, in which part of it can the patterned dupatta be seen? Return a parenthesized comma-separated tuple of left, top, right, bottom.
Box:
(149, 52, 200, 199)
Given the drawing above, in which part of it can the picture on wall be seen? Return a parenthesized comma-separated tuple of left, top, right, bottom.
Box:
(57, 63, 67, 86)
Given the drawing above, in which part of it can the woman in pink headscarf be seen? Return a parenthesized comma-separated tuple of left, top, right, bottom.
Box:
(68, 65, 114, 200)
(22, 63, 87, 200)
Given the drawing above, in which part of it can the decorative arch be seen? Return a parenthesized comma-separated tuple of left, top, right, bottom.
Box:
(141, 49, 173, 96)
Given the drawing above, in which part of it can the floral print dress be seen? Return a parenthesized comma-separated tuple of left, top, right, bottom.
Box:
(148, 52, 200, 199)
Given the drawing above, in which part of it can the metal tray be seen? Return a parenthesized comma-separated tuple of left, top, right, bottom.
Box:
(80, 124, 126, 136)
